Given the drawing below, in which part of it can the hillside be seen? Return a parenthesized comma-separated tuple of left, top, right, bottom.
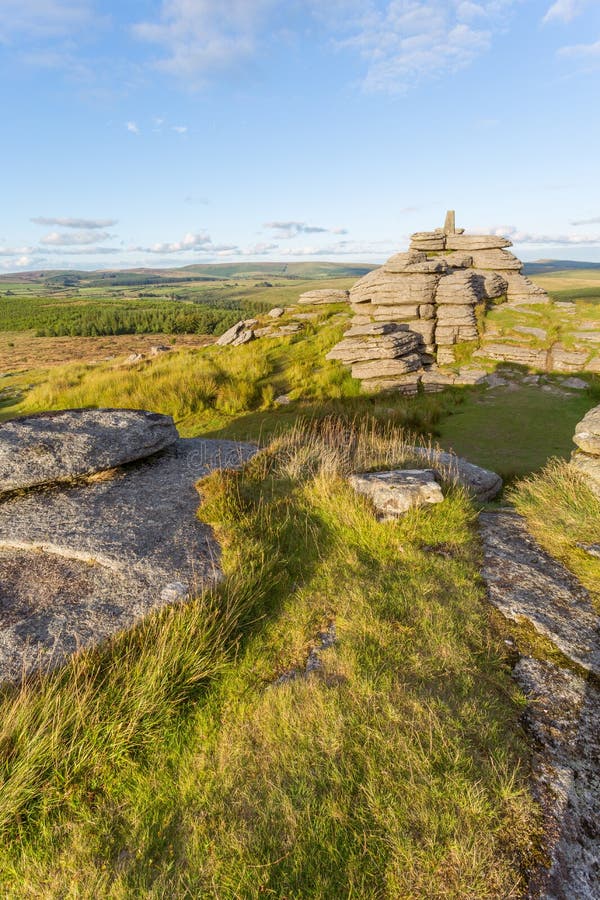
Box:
(0, 260, 599, 896)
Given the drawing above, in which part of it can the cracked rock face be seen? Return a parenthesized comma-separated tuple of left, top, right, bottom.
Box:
(0, 409, 178, 495)
(0, 434, 256, 683)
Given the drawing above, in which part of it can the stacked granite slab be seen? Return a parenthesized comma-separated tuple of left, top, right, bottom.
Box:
(298, 289, 350, 305)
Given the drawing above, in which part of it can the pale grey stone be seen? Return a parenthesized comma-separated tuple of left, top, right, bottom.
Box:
(298, 289, 349, 305)
(267, 307, 285, 318)
(409, 447, 502, 501)
(550, 346, 590, 373)
(216, 321, 246, 345)
(349, 469, 444, 517)
(0, 409, 178, 496)
(326, 332, 421, 363)
(479, 511, 600, 674)
(573, 404, 600, 454)
(571, 452, 600, 499)
(469, 249, 522, 271)
(231, 329, 254, 347)
(473, 343, 548, 368)
(0, 438, 257, 682)
(560, 376, 589, 390)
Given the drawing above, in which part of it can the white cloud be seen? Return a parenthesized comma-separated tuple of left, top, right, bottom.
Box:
(489, 224, 600, 245)
(543, 0, 591, 24)
(572, 216, 600, 225)
(31, 216, 118, 228)
(264, 220, 348, 238)
(0, 0, 93, 41)
(0, 245, 35, 256)
(133, 0, 275, 78)
(126, 121, 140, 134)
(558, 38, 600, 62)
(131, 231, 237, 254)
(40, 230, 114, 246)
(326, 0, 520, 93)
(172, 124, 188, 133)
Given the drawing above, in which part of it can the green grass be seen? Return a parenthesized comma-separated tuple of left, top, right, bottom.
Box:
(436, 384, 597, 482)
(0, 419, 541, 897)
(510, 460, 600, 609)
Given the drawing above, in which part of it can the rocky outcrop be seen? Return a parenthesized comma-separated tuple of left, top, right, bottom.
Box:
(0, 410, 256, 682)
(571, 404, 600, 498)
(325, 212, 554, 391)
(348, 469, 444, 518)
(0, 409, 178, 495)
(298, 289, 349, 305)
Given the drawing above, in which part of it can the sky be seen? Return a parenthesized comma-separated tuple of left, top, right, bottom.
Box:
(1, 0, 600, 271)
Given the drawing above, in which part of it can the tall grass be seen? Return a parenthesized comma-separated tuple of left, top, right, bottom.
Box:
(510, 459, 600, 607)
(0, 419, 541, 896)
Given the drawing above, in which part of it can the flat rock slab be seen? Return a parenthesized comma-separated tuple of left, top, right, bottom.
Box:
(515, 658, 600, 900)
(0, 438, 256, 683)
(0, 409, 178, 495)
(349, 469, 444, 518)
(409, 447, 502, 502)
(479, 512, 600, 675)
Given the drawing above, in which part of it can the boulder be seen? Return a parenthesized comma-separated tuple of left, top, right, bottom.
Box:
(408, 447, 502, 501)
(573, 405, 600, 455)
(410, 233, 447, 251)
(503, 272, 550, 304)
(0, 409, 178, 496)
(0, 437, 257, 682)
(217, 321, 246, 346)
(437, 253, 473, 268)
(348, 469, 444, 518)
(474, 271, 508, 300)
(231, 329, 254, 347)
(298, 289, 349, 305)
(384, 252, 448, 275)
(268, 307, 285, 318)
(418, 303, 436, 319)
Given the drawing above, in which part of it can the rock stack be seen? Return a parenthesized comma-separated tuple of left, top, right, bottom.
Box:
(571, 404, 600, 499)
(326, 212, 551, 390)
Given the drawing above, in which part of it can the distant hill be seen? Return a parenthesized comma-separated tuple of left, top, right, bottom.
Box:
(0, 261, 375, 287)
(524, 260, 600, 276)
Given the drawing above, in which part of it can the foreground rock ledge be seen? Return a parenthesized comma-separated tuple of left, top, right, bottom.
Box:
(0, 408, 179, 495)
(0, 436, 256, 683)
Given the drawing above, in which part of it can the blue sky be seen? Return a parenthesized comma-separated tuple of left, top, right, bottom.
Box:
(1, 0, 599, 271)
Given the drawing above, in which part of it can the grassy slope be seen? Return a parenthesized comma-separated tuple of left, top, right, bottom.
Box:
(0, 422, 540, 897)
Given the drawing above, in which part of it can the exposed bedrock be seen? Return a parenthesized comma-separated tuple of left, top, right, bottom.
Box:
(0, 409, 178, 496)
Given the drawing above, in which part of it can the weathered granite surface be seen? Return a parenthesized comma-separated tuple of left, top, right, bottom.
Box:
(348, 469, 444, 517)
(409, 447, 503, 501)
(0, 409, 178, 495)
(0, 437, 256, 682)
(479, 511, 600, 899)
(479, 512, 600, 675)
(574, 405, 600, 455)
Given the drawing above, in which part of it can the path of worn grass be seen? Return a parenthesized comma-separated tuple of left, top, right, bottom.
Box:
(0, 421, 541, 897)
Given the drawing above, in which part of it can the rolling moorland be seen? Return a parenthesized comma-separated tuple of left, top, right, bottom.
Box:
(0, 259, 599, 896)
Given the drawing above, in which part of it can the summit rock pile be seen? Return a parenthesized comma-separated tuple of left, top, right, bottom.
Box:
(326, 211, 550, 392)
